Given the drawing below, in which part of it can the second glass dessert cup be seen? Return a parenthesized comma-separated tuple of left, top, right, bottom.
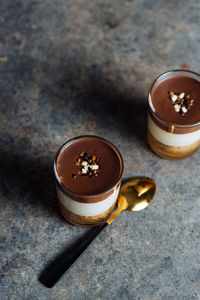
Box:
(147, 70, 200, 160)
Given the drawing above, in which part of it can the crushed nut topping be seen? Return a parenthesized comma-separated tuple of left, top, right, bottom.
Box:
(72, 152, 99, 178)
(169, 91, 194, 115)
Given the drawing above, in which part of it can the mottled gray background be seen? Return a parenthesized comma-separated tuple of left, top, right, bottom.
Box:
(0, 1, 200, 299)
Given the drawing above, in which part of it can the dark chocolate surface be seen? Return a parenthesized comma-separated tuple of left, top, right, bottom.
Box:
(56, 136, 122, 195)
(151, 75, 200, 125)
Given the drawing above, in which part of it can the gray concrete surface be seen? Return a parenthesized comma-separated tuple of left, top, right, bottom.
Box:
(0, 1, 200, 299)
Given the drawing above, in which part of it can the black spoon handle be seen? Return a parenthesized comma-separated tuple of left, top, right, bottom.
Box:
(40, 222, 108, 288)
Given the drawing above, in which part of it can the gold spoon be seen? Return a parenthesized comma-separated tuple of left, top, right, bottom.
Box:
(107, 177, 156, 224)
(41, 177, 156, 288)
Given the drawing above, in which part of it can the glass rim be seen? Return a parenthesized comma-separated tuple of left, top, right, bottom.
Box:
(148, 69, 200, 128)
(54, 135, 124, 198)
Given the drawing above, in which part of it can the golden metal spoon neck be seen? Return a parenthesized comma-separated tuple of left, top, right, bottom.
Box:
(106, 194, 127, 225)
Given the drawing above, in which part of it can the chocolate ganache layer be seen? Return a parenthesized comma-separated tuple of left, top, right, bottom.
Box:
(56, 136, 123, 196)
(151, 75, 200, 125)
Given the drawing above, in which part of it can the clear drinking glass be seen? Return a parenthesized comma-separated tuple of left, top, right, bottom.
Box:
(54, 136, 123, 226)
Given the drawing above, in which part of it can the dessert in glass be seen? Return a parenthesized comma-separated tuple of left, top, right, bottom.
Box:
(147, 70, 200, 159)
(54, 135, 123, 226)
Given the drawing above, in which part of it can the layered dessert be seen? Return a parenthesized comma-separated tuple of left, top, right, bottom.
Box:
(54, 136, 123, 226)
(147, 70, 200, 159)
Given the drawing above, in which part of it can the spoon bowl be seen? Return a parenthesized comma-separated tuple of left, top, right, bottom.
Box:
(107, 177, 156, 224)
(120, 177, 156, 211)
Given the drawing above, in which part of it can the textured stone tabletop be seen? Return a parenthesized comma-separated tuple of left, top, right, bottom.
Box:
(0, 1, 200, 299)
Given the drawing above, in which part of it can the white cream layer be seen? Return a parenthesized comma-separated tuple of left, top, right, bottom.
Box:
(56, 185, 120, 217)
(148, 114, 200, 147)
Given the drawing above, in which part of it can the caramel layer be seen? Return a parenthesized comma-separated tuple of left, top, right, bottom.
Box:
(58, 200, 116, 227)
(147, 130, 199, 160)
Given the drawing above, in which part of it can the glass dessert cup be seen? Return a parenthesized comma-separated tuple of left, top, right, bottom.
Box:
(147, 70, 200, 160)
(54, 136, 123, 227)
